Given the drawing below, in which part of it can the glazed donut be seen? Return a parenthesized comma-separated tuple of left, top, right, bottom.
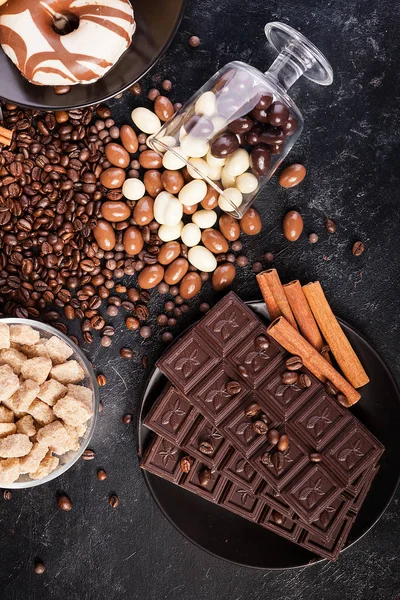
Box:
(0, 0, 136, 86)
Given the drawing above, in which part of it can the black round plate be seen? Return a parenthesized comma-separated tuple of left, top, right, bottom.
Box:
(138, 301, 400, 569)
(0, 0, 186, 110)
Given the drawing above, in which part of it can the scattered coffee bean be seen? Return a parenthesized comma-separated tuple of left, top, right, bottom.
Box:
(325, 218, 337, 233)
(285, 356, 303, 371)
(198, 468, 211, 487)
(142, 355, 148, 368)
(277, 434, 289, 453)
(252, 420, 268, 435)
(97, 469, 107, 481)
(126, 317, 140, 330)
(189, 35, 201, 47)
(225, 381, 242, 395)
(122, 413, 133, 424)
(281, 371, 298, 385)
(2, 490, 12, 501)
(130, 83, 142, 95)
(120, 348, 134, 359)
(199, 441, 214, 455)
(267, 429, 280, 445)
(180, 456, 194, 473)
(34, 562, 46, 575)
(57, 494, 72, 511)
(310, 453, 322, 463)
(352, 241, 365, 256)
(244, 402, 261, 418)
(82, 449, 95, 461)
(299, 373, 312, 388)
(109, 495, 119, 508)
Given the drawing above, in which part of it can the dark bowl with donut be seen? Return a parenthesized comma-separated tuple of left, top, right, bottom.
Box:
(0, 0, 186, 110)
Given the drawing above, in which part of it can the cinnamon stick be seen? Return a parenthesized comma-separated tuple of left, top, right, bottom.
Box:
(267, 317, 360, 406)
(0, 126, 13, 146)
(257, 269, 298, 329)
(303, 282, 369, 389)
(283, 280, 324, 350)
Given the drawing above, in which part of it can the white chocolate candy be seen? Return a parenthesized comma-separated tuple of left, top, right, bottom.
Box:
(178, 180, 207, 206)
(225, 149, 250, 177)
(180, 136, 209, 159)
(221, 167, 236, 189)
(181, 223, 201, 247)
(206, 149, 226, 168)
(236, 172, 259, 194)
(149, 136, 176, 153)
(192, 210, 217, 229)
(122, 178, 145, 201)
(194, 91, 216, 117)
(211, 116, 227, 134)
(187, 158, 210, 179)
(188, 246, 217, 272)
(154, 191, 183, 226)
(218, 187, 243, 212)
(162, 147, 188, 170)
(131, 108, 161, 134)
(158, 221, 184, 242)
(207, 165, 222, 181)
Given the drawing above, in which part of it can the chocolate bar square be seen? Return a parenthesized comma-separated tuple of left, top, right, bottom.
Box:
(143, 385, 196, 445)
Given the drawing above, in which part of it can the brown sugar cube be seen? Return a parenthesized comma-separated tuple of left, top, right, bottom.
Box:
(50, 360, 85, 384)
(17, 379, 40, 412)
(53, 395, 92, 427)
(60, 423, 80, 452)
(16, 415, 36, 437)
(0, 433, 33, 458)
(45, 336, 73, 365)
(0, 324, 10, 350)
(27, 400, 54, 426)
(0, 423, 17, 439)
(2, 395, 26, 419)
(67, 384, 92, 409)
(0, 406, 14, 423)
(20, 341, 49, 359)
(29, 452, 59, 480)
(0, 348, 27, 375)
(0, 458, 20, 485)
(36, 421, 70, 452)
(10, 324, 40, 346)
(20, 357, 52, 385)
(0, 364, 20, 401)
(75, 422, 88, 438)
(19, 442, 49, 475)
(37, 379, 67, 407)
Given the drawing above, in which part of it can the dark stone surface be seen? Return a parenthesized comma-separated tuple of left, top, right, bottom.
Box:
(1, 0, 400, 598)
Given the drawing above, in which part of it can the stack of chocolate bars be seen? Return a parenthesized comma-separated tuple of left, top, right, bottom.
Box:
(141, 293, 384, 560)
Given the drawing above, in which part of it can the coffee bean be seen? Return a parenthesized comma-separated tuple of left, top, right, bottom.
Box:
(180, 456, 194, 473)
(267, 429, 280, 445)
(199, 441, 214, 455)
(337, 394, 351, 407)
(82, 449, 95, 461)
(277, 434, 289, 452)
(2, 490, 12, 500)
(57, 494, 72, 511)
(352, 241, 365, 256)
(272, 510, 284, 525)
(285, 356, 302, 371)
(97, 469, 107, 481)
(226, 381, 242, 395)
(120, 348, 134, 359)
(109, 495, 119, 508)
(325, 218, 336, 234)
(299, 373, 312, 388)
(325, 380, 338, 396)
(281, 371, 298, 385)
(244, 402, 260, 418)
(34, 562, 46, 575)
(238, 365, 249, 379)
(122, 413, 133, 424)
(126, 317, 139, 330)
(272, 451, 284, 470)
(96, 374, 107, 387)
(252, 420, 268, 435)
(310, 453, 322, 463)
(198, 468, 211, 487)
(255, 335, 269, 351)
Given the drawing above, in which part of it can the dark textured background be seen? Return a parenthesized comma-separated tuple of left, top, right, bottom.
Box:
(1, 0, 400, 598)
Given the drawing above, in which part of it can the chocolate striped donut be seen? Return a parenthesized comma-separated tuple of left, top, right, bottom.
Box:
(0, 0, 136, 85)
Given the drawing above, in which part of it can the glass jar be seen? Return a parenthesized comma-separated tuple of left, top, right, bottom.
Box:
(149, 22, 333, 218)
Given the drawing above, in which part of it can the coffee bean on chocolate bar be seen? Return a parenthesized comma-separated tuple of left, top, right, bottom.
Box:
(272, 510, 284, 525)
(278, 434, 289, 453)
(281, 371, 298, 385)
(261, 452, 273, 467)
(244, 402, 261, 418)
(238, 365, 249, 379)
(310, 453, 322, 463)
(352, 241, 365, 256)
(325, 380, 338, 396)
(226, 381, 242, 396)
(199, 468, 211, 487)
(180, 456, 194, 473)
(337, 394, 351, 407)
(255, 335, 270, 351)
(285, 356, 303, 371)
(268, 429, 280, 445)
(260, 413, 269, 425)
(299, 374, 312, 389)
(199, 441, 214, 455)
(272, 451, 284, 470)
(252, 420, 268, 435)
